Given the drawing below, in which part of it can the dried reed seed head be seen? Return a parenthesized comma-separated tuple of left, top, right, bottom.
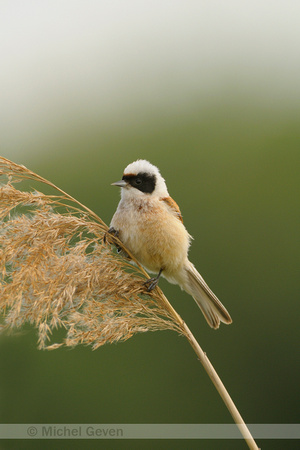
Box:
(0, 157, 183, 350)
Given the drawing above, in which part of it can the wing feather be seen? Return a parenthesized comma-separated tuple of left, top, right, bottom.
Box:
(160, 196, 183, 223)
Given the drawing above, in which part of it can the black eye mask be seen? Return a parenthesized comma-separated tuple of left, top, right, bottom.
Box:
(122, 172, 156, 194)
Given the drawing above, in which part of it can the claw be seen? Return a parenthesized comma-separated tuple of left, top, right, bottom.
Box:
(103, 227, 128, 257)
(103, 227, 119, 244)
(109, 227, 119, 237)
(143, 269, 163, 292)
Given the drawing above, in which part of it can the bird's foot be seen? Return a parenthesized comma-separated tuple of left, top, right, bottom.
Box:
(143, 269, 163, 292)
(103, 227, 130, 259)
(103, 227, 120, 249)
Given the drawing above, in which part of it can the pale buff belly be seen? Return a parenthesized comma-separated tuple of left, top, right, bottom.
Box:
(111, 202, 190, 275)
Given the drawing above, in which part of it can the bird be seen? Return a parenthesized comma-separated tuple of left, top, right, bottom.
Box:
(108, 159, 232, 329)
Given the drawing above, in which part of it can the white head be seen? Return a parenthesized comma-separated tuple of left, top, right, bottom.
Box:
(112, 160, 169, 200)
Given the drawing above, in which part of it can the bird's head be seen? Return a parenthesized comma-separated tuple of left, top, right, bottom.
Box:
(112, 160, 169, 200)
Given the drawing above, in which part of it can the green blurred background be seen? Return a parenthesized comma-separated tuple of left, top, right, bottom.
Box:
(0, 2, 299, 449)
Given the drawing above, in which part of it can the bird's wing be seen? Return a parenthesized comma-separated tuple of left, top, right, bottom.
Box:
(160, 196, 183, 223)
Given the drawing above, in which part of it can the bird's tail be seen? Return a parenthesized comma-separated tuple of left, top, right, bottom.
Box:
(181, 261, 232, 329)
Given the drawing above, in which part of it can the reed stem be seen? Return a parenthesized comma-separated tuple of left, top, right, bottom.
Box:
(182, 322, 259, 449)
(157, 290, 259, 449)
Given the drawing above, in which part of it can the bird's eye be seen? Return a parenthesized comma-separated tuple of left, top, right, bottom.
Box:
(135, 178, 142, 185)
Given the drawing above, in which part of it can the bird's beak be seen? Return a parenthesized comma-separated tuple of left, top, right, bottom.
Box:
(111, 180, 127, 188)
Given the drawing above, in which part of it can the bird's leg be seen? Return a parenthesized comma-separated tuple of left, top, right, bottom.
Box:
(103, 227, 121, 249)
(103, 226, 119, 242)
(103, 227, 130, 259)
(144, 268, 163, 292)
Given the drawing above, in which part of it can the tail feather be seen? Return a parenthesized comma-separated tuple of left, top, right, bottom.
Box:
(183, 261, 232, 329)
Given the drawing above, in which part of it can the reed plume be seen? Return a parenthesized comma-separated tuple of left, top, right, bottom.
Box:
(0, 157, 259, 449)
(0, 157, 182, 350)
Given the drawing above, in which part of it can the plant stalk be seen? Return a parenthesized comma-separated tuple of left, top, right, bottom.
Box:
(157, 290, 259, 450)
(183, 322, 259, 449)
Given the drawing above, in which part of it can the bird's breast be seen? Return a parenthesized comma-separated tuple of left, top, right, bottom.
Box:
(110, 198, 191, 275)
